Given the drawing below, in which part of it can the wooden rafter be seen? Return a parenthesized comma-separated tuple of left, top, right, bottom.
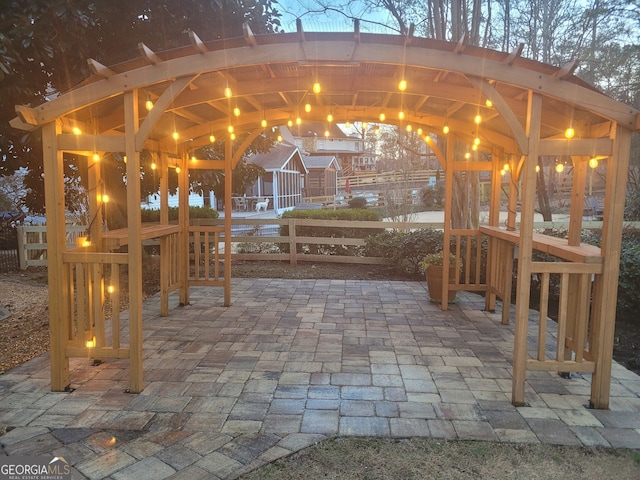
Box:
(138, 43, 163, 65)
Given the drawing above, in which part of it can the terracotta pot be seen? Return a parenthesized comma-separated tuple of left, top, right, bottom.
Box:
(425, 265, 458, 303)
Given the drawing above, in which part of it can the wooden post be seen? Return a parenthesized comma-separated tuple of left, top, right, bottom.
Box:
(568, 156, 588, 246)
(441, 134, 455, 310)
(159, 153, 169, 317)
(512, 92, 542, 406)
(224, 140, 232, 307)
(590, 125, 631, 409)
(42, 121, 70, 391)
(123, 90, 144, 393)
(178, 153, 190, 306)
(484, 149, 503, 312)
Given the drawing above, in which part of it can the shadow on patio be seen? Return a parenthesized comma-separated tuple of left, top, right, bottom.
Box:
(2, 278, 640, 479)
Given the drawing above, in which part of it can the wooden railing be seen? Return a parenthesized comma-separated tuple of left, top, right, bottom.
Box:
(61, 249, 130, 360)
(339, 169, 439, 189)
(189, 225, 225, 286)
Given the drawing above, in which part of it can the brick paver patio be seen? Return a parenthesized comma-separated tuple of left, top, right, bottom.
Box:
(2, 278, 640, 479)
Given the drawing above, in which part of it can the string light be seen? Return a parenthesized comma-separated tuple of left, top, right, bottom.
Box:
(304, 103, 312, 113)
(406, 124, 412, 132)
(474, 114, 482, 124)
(324, 129, 330, 138)
(398, 79, 407, 91)
(327, 113, 334, 123)
(565, 127, 575, 139)
(287, 119, 293, 127)
(145, 95, 154, 111)
(485, 99, 493, 107)
(228, 125, 234, 133)
(224, 86, 232, 98)
(230, 132, 236, 140)
(172, 131, 179, 140)
(379, 112, 386, 122)
(175, 166, 181, 174)
(589, 157, 598, 169)
(151, 162, 157, 170)
(261, 118, 268, 128)
(107, 285, 115, 294)
(92, 153, 100, 162)
(72, 126, 82, 135)
(86, 337, 96, 348)
(443, 123, 450, 134)
(233, 107, 241, 117)
(209, 134, 216, 143)
(398, 111, 405, 120)
(190, 156, 196, 163)
(295, 117, 302, 125)
(313, 82, 321, 94)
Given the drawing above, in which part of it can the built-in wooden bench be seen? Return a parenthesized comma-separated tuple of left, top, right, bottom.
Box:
(480, 225, 602, 377)
(479, 225, 602, 264)
(103, 224, 182, 316)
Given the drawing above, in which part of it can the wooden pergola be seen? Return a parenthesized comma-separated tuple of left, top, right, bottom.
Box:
(11, 22, 639, 408)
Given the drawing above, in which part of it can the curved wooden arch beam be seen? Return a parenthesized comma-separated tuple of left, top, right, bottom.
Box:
(468, 77, 528, 155)
(136, 75, 197, 151)
(20, 38, 638, 130)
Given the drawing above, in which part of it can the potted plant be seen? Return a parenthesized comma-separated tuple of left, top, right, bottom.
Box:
(419, 252, 460, 303)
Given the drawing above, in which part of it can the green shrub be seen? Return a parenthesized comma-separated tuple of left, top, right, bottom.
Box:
(280, 209, 383, 255)
(348, 196, 367, 209)
(140, 205, 219, 222)
(365, 228, 444, 276)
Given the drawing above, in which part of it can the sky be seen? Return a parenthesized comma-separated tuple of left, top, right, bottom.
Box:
(276, 0, 399, 34)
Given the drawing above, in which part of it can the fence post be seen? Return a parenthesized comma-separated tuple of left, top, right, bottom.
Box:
(16, 226, 27, 270)
(288, 218, 297, 266)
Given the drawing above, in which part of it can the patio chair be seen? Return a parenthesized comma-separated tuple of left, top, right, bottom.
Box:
(233, 197, 248, 211)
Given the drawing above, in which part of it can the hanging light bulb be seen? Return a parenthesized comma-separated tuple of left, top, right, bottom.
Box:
(500, 168, 507, 177)
(287, 119, 293, 127)
(102, 194, 110, 203)
(277, 134, 283, 142)
(485, 99, 493, 107)
(589, 157, 598, 169)
(296, 116, 302, 125)
(398, 111, 405, 120)
(72, 126, 82, 135)
(535, 165, 541, 173)
(227, 125, 234, 133)
(375, 126, 381, 136)
(474, 137, 481, 146)
(406, 124, 412, 132)
(398, 79, 407, 91)
(417, 127, 423, 135)
(327, 113, 334, 123)
(472, 144, 478, 151)
(379, 112, 386, 122)
(474, 114, 482, 124)
(224, 86, 232, 98)
(230, 133, 236, 140)
(345, 121, 351, 129)
(190, 156, 196, 163)
(324, 129, 330, 138)
(145, 95, 154, 111)
(503, 163, 510, 171)
(556, 162, 565, 173)
(209, 134, 215, 143)
(261, 118, 268, 128)
(175, 166, 181, 174)
(172, 131, 179, 140)
(313, 82, 321, 94)
(107, 285, 115, 294)
(362, 121, 368, 130)
(92, 153, 100, 162)
(304, 103, 311, 113)
(443, 123, 450, 134)
(565, 127, 575, 139)
(151, 162, 157, 170)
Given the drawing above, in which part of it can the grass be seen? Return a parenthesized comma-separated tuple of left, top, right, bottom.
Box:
(240, 437, 640, 480)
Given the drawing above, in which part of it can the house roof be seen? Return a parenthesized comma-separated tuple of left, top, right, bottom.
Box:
(303, 155, 341, 170)
(288, 122, 350, 139)
(246, 143, 309, 173)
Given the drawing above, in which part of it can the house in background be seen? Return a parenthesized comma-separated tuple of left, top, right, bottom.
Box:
(245, 142, 308, 214)
(303, 155, 340, 197)
(282, 123, 378, 176)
